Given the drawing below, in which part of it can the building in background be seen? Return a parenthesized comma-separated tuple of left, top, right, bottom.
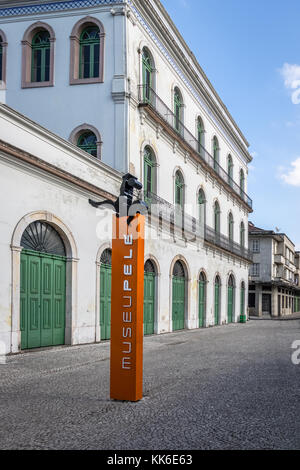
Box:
(248, 222, 300, 317)
(0, 0, 253, 354)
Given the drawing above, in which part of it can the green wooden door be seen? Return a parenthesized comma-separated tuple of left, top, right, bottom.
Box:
(172, 277, 185, 331)
(214, 281, 220, 325)
(199, 279, 205, 328)
(144, 272, 155, 335)
(240, 286, 245, 316)
(228, 286, 234, 323)
(100, 264, 112, 340)
(20, 250, 66, 350)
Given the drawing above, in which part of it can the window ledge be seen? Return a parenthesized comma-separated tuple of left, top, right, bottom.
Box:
(22, 81, 54, 89)
(70, 77, 103, 86)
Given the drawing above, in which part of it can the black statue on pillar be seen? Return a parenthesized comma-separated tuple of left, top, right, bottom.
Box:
(89, 173, 148, 225)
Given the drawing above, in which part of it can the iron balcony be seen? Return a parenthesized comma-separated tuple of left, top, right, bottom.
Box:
(138, 85, 253, 211)
(142, 190, 253, 262)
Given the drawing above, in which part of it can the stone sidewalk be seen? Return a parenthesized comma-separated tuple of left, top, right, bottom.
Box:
(0, 320, 299, 450)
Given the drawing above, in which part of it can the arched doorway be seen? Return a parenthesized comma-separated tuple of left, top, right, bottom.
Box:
(20, 221, 66, 349)
(144, 259, 156, 335)
(228, 274, 235, 323)
(100, 248, 112, 340)
(172, 260, 186, 331)
(214, 275, 221, 325)
(199, 271, 206, 328)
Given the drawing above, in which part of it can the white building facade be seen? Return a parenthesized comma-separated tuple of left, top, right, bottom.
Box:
(0, 0, 253, 354)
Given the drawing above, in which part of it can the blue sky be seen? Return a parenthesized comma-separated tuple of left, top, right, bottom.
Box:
(161, 0, 300, 249)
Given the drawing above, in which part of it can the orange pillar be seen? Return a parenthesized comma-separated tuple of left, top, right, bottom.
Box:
(110, 214, 145, 402)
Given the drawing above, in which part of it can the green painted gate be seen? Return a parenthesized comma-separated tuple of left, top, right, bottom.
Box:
(144, 272, 155, 335)
(214, 279, 220, 325)
(199, 273, 206, 328)
(228, 286, 233, 323)
(100, 263, 112, 340)
(20, 250, 66, 350)
(100, 249, 112, 340)
(227, 275, 235, 323)
(172, 261, 185, 331)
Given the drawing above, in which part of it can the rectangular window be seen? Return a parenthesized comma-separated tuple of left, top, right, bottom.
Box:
(252, 239, 260, 253)
(250, 263, 260, 277)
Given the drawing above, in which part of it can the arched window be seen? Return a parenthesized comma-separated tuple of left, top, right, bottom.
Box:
(31, 30, 50, 83)
(198, 188, 206, 226)
(70, 17, 105, 85)
(227, 155, 233, 187)
(240, 169, 245, 196)
(197, 117, 205, 154)
(145, 259, 156, 274)
(228, 212, 234, 242)
(79, 26, 100, 79)
(21, 221, 66, 256)
(213, 136, 219, 172)
(22, 22, 55, 88)
(142, 47, 154, 101)
(0, 31, 7, 88)
(174, 87, 183, 133)
(70, 124, 102, 159)
(77, 131, 97, 157)
(214, 201, 221, 234)
(100, 248, 112, 266)
(240, 221, 245, 248)
(175, 170, 184, 209)
(173, 260, 185, 278)
(144, 146, 156, 198)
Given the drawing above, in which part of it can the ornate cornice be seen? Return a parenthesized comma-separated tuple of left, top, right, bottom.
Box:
(0, 0, 124, 17)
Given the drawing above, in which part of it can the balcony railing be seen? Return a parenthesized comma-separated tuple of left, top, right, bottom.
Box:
(203, 224, 252, 261)
(141, 190, 253, 262)
(138, 85, 253, 210)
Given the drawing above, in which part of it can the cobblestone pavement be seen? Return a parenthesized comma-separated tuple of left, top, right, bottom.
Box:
(0, 320, 299, 450)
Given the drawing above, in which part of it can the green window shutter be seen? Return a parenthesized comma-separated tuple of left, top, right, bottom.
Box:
(175, 172, 184, 209)
(174, 88, 182, 132)
(213, 137, 219, 172)
(197, 118, 204, 154)
(228, 156, 233, 187)
(79, 26, 100, 79)
(142, 49, 153, 101)
(198, 190, 206, 225)
(240, 223, 245, 247)
(228, 213, 234, 241)
(240, 170, 245, 196)
(214, 202, 220, 234)
(31, 31, 50, 83)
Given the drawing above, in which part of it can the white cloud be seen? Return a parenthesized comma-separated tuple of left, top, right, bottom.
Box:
(250, 151, 258, 158)
(280, 157, 300, 186)
(280, 63, 300, 104)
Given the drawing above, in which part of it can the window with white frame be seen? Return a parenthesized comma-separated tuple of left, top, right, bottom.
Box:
(252, 239, 260, 253)
(250, 263, 260, 277)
